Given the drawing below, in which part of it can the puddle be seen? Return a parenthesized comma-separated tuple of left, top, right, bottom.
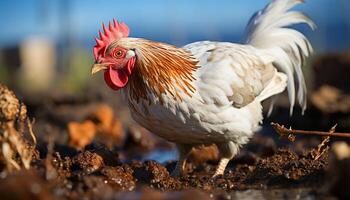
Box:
(142, 148, 178, 163)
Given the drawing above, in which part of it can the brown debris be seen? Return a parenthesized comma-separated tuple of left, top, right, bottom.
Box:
(68, 104, 125, 149)
(0, 83, 37, 171)
(309, 125, 336, 160)
(0, 84, 21, 122)
(68, 120, 97, 149)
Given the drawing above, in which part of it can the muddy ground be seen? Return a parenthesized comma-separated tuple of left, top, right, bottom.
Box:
(1, 53, 350, 200)
(0, 90, 342, 200)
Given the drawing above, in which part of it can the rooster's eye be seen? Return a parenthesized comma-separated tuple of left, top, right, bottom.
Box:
(112, 49, 125, 58)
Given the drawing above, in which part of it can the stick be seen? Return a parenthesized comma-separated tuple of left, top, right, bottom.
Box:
(27, 118, 37, 144)
(271, 122, 350, 138)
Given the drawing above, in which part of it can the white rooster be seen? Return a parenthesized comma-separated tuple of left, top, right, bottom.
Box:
(91, 0, 315, 177)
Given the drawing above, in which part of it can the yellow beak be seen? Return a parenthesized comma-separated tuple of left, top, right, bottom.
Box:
(91, 64, 108, 75)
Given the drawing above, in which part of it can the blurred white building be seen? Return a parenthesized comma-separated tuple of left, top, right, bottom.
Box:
(19, 37, 56, 92)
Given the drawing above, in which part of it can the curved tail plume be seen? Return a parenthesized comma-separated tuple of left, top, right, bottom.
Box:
(245, 0, 316, 114)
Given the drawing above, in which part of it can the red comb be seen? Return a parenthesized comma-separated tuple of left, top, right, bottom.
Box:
(93, 19, 129, 61)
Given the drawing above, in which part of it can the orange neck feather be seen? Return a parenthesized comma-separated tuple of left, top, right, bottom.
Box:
(124, 39, 199, 103)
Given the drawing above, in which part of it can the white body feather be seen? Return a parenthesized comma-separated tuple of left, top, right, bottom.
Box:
(124, 0, 314, 149)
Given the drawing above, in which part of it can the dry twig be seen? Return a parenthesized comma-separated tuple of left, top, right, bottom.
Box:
(271, 123, 347, 160)
(271, 122, 350, 138)
(27, 118, 37, 144)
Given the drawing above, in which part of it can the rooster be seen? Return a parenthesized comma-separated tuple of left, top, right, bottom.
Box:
(91, 0, 315, 177)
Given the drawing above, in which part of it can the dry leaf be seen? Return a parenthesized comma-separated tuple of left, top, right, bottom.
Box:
(68, 120, 97, 149)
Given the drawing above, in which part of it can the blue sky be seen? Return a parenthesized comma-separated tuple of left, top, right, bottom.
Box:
(0, 0, 349, 52)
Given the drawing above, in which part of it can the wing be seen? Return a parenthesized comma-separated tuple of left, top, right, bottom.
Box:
(184, 41, 286, 108)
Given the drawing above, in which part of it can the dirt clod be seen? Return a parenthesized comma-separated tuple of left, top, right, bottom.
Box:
(132, 160, 180, 190)
(101, 165, 136, 191)
(247, 149, 326, 186)
(72, 151, 104, 174)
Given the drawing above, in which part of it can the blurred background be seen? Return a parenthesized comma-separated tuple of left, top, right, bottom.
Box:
(0, 2, 350, 198)
(0, 0, 350, 132)
(0, 0, 349, 92)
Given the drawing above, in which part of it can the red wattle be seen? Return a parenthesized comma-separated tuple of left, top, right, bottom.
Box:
(103, 58, 136, 90)
(104, 68, 128, 90)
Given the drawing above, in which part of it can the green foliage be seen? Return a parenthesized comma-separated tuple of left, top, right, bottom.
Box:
(0, 59, 9, 84)
(60, 48, 92, 93)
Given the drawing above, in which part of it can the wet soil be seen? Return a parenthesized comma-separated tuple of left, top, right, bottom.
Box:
(2, 75, 350, 200)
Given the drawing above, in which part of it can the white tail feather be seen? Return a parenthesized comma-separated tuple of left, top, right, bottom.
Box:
(257, 70, 287, 103)
(245, 0, 315, 115)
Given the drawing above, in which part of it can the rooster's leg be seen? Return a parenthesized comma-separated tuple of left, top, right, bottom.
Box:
(171, 144, 193, 177)
(213, 141, 238, 177)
